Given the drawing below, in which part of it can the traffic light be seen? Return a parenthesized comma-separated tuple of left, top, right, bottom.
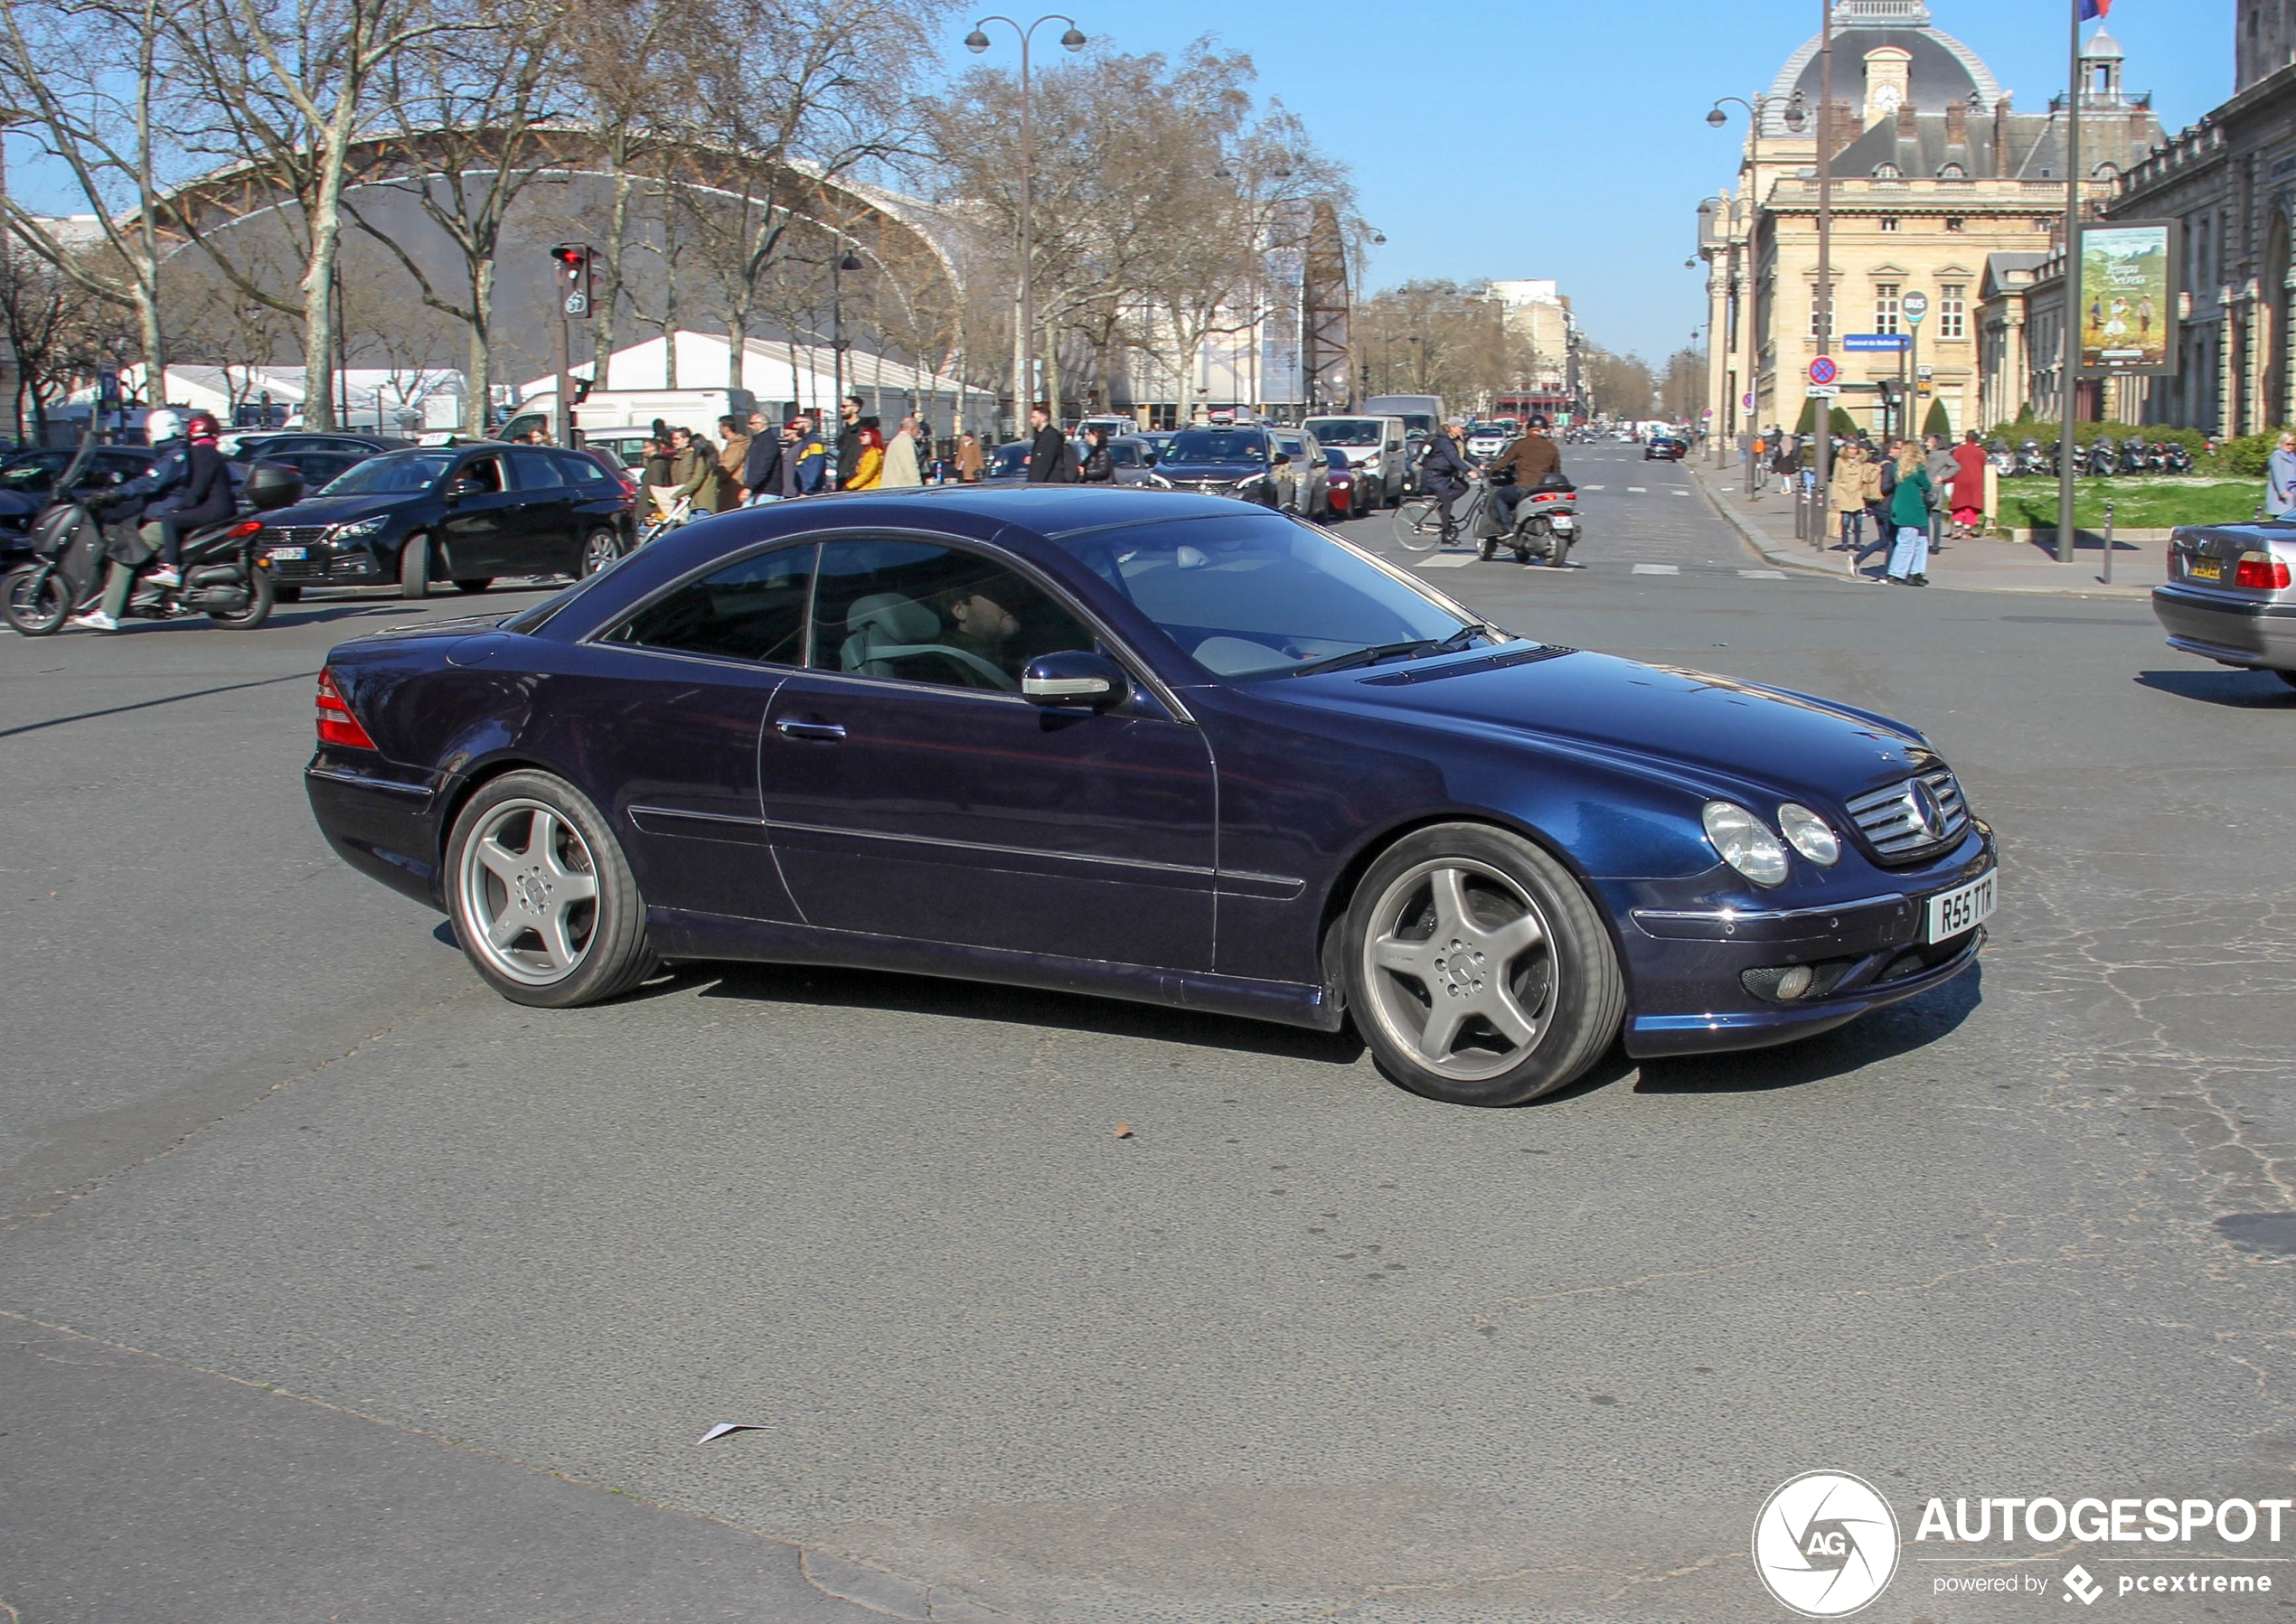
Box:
(551, 244, 594, 317)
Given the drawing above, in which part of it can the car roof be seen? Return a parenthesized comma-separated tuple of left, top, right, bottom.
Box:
(735, 483, 1247, 538)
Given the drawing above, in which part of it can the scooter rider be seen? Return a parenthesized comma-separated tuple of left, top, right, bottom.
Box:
(66, 408, 235, 633)
(1483, 415, 1564, 532)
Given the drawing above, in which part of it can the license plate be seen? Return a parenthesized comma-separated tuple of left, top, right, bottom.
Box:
(1924, 869, 1997, 943)
(268, 546, 306, 560)
(2187, 557, 2224, 581)
(1550, 515, 1577, 530)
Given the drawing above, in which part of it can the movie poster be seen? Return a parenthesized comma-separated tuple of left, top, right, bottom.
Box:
(2078, 223, 2177, 375)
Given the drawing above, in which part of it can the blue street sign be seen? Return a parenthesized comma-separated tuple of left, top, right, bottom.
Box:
(1843, 333, 1911, 352)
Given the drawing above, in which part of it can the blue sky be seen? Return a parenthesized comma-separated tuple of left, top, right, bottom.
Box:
(947, 0, 2236, 363)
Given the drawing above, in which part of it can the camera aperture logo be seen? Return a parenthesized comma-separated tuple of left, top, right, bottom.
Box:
(1754, 1471, 1902, 1617)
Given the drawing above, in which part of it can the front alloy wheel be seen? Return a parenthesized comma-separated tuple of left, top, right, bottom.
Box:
(1344, 824, 1624, 1106)
(446, 771, 655, 1007)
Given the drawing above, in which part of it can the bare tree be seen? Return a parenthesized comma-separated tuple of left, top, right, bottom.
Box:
(163, 0, 456, 428)
(347, 0, 565, 430)
(0, 0, 174, 384)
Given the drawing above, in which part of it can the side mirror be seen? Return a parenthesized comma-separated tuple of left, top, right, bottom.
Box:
(443, 476, 480, 501)
(1142, 451, 1156, 465)
(1021, 650, 1129, 711)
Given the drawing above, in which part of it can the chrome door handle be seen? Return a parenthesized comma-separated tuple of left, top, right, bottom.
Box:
(776, 718, 846, 741)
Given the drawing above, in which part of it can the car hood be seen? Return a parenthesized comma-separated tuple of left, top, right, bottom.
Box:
(1282, 644, 1931, 804)
(1159, 462, 1268, 483)
(261, 493, 427, 529)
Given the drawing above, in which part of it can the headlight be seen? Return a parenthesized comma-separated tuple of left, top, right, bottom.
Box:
(1777, 802, 1840, 865)
(328, 516, 387, 541)
(1701, 800, 1790, 887)
(1360, 454, 1381, 471)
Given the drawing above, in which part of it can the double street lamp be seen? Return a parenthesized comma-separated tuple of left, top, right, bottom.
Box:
(966, 14, 1086, 430)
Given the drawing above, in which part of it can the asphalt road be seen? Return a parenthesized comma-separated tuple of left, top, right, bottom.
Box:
(5, 449, 2296, 1623)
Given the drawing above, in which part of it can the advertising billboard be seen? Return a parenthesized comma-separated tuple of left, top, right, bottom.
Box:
(2078, 223, 2178, 375)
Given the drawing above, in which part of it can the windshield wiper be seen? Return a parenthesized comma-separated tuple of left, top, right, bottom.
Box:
(1290, 624, 1491, 678)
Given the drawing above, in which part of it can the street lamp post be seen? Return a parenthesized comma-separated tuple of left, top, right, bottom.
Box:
(831, 243, 864, 425)
(1708, 89, 1807, 498)
(967, 14, 1087, 433)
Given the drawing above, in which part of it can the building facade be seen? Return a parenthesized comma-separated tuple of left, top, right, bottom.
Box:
(1700, 1, 2160, 446)
(2104, 35, 2296, 434)
(1485, 278, 1585, 422)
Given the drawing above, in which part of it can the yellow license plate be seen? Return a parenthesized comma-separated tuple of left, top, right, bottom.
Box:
(2188, 557, 2224, 581)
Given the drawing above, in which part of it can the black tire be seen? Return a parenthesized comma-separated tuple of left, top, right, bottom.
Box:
(444, 769, 656, 1009)
(207, 562, 276, 628)
(398, 533, 431, 599)
(579, 527, 621, 577)
(1477, 537, 1497, 561)
(453, 577, 494, 594)
(275, 585, 303, 603)
(4, 563, 69, 636)
(1342, 822, 1624, 1107)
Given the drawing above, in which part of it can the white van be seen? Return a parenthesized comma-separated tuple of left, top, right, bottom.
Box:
(1303, 415, 1409, 508)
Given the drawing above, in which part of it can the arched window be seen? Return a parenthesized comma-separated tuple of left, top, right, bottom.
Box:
(1871, 162, 1902, 180)
(1937, 163, 1968, 180)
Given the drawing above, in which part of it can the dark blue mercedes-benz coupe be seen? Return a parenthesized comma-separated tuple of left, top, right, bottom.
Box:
(304, 487, 1995, 1106)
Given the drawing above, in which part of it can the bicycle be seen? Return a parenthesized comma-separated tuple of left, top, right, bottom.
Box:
(1391, 475, 1488, 553)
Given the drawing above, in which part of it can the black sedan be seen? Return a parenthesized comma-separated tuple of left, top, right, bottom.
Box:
(0, 446, 155, 551)
(1643, 435, 1687, 461)
(304, 487, 1996, 1108)
(231, 431, 415, 493)
(259, 441, 634, 599)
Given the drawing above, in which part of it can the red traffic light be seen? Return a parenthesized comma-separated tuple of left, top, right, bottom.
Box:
(551, 244, 588, 278)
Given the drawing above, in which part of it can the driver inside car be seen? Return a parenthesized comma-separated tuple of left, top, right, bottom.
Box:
(945, 588, 1021, 669)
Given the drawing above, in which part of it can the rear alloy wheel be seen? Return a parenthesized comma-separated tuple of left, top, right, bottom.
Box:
(579, 527, 622, 577)
(1344, 823, 1624, 1106)
(446, 770, 655, 1008)
(399, 533, 431, 599)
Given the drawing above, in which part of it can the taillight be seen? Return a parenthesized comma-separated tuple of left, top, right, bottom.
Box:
(2235, 552, 2292, 590)
(315, 667, 378, 750)
(231, 520, 264, 537)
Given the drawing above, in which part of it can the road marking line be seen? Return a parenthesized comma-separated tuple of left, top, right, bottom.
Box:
(1632, 563, 1680, 575)
(1669, 490, 1689, 496)
(1580, 483, 1605, 490)
(1415, 554, 1475, 568)
(1738, 568, 1786, 579)
(1627, 485, 1649, 493)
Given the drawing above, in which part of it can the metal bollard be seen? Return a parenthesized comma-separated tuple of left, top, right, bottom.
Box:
(2103, 497, 2114, 585)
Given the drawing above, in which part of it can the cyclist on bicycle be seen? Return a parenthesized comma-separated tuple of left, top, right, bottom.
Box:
(1417, 421, 1473, 540)
(1483, 415, 1563, 533)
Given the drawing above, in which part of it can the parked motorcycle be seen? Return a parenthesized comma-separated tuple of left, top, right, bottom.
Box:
(3, 449, 304, 635)
(2015, 438, 2048, 477)
(2161, 441, 2194, 474)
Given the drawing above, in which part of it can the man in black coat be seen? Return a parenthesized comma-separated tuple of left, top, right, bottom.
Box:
(1023, 403, 1074, 483)
(833, 395, 865, 489)
(740, 408, 783, 504)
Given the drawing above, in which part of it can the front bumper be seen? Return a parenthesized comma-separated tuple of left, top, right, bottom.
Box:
(1599, 826, 1995, 1059)
(2151, 583, 2296, 669)
(266, 540, 389, 586)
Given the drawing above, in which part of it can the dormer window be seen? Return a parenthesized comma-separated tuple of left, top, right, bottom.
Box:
(1880, 217, 1900, 232)
(1871, 162, 1903, 180)
(1945, 217, 1965, 231)
(1938, 163, 1967, 180)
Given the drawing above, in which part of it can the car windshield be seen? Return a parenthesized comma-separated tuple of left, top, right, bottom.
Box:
(320, 452, 456, 494)
(1309, 419, 1381, 446)
(1061, 510, 1487, 680)
(0, 455, 64, 492)
(1166, 429, 1266, 464)
(989, 442, 1030, 476)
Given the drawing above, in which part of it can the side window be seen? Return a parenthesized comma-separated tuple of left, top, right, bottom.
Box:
(604, 544, 813, 664)
(1112, 443, 1142, 467)
(812, 539, 1093, 692)
(506, 447, 562, 491)
(557, 452, 609, 485)
(459, 455, 505, 493)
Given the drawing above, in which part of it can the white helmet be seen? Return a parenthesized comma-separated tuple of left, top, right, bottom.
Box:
(144, 408, 184, 444)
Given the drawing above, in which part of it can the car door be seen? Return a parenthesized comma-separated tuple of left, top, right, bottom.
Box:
(556, 450, 631, 547)
(579, 541, 814, 922)
(760, 535, 1218, 970)
(504, 446, 579, 574)
(436, 450, 522, 577)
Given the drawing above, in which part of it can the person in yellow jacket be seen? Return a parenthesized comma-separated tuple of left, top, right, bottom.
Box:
(843, 419, 886, 490)
(1828, 443, 1872, 552)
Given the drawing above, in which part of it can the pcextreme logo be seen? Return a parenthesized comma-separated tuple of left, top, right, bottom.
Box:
(1753, 1471, 1903, 1618)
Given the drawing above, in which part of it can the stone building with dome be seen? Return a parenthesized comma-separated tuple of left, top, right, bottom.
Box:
(1698, 0, 2161, 445)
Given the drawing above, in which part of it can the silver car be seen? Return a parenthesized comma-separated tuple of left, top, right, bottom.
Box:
(2151, 521, 2296, 688)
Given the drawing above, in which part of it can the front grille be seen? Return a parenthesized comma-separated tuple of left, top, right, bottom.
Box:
(260, 524, 332, 549)
(1845, 769, 1970, 861)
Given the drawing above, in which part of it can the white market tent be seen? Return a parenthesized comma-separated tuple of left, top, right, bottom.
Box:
(518, 332, 984, 434)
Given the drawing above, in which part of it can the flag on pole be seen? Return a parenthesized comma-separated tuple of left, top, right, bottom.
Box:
(2080, 0, 2113, 19)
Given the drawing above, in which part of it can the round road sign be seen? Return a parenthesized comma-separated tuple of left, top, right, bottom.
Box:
(1742, 391, 1755, 408)
(1809, 356, 1839, 386)
(1902, 290, 1929, 324)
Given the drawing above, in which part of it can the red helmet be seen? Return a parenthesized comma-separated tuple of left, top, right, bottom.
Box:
(183, 410, 221, 443)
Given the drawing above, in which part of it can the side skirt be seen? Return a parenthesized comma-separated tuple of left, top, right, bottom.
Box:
(649, 907, 1343, 1033)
